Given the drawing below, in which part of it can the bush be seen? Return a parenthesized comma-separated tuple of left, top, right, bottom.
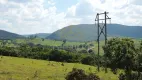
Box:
(81, 56, 94, 65)
(78, 49, 87, 53)
(48, 50, 81, 62)
(119, 73, 125, 80)
(65, 68, 100, 80)
(118, 73, 139, 80)
(65, 68, 87, 80)
(87, 73, 100, 80)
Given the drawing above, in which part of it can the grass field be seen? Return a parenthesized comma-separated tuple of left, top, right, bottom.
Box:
(0, 56, 121, 80)
(15, 38, 85, 46)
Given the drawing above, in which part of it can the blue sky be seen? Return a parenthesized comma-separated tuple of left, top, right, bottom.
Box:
(49, 0, 78, 12)
(0, 0, 142, 34)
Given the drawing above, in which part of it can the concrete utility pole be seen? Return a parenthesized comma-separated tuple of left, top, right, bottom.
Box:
(95, 11, 111, 72)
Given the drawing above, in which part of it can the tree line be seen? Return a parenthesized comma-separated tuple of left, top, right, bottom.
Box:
(0, 43, 93, 63)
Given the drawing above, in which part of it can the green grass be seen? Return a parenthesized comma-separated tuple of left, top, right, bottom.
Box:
(16, 38, 84, 46)
(0, 56, 121, 80)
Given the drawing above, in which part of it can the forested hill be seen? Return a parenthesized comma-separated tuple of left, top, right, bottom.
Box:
(47, 24, 142, 42)
(0, 30, 25, 40)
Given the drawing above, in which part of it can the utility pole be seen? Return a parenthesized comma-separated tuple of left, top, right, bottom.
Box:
(95, 11, 111, 72)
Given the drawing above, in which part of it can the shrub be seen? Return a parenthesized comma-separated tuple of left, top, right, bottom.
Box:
(78, 49, 87, 53)
(65, 68, 100, 80)
(118, 73, 139, 80)
(87, 73, 100, 80)
(119, 73, 125, 80)
(65, 68, 87, 80)
(48, 50, 80, 62)
(81, 56, 94, 65)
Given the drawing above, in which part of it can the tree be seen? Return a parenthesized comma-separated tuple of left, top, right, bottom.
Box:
(79, 44, 83, 48)
(89, 43, 94, 47)
(140, 40, 142, 52)
(62, 39, 66, 46)
(81, 56, 94, 65)
(136, 40, 142, 78)
(42, 38, 44, 41)
(103, 38, 137, 80)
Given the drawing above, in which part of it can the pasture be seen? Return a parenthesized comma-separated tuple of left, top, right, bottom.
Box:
(0, 56, 121, 80)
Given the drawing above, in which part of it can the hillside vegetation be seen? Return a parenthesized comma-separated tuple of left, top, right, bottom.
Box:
(0, 24, 142, 42)
(0, 30, 24, 39)
(47, 24, 142, 41)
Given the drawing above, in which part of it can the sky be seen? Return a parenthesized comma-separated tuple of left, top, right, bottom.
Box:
(0, 0, 142, 34)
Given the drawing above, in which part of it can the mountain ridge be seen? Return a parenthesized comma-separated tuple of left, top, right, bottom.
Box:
(0, 29, 25, 40)
(46, 24, 142, 42)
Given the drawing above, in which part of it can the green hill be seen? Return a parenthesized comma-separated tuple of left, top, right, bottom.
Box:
(0, 30, 25, 40)
(46, 24, 142, 42)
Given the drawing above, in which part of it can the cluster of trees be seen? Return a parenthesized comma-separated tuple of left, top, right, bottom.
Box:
(1, 38, 141, 66)
(103, 38, 142, 80)
(0, 44, 93, 64)
(0, 39, 95, 54)
(75, 38, 142, 80)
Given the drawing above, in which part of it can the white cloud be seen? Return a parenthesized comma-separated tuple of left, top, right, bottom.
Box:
(131, 0, 142, 5)
(0, 19, 12, 27)
(66, 0, 142, 25)
(0, 0, 142, 34)
(66, 5, 76, 17)
(75, 0, 94, 17)
(0, 0, 81, 34)
(48, 0, 55, 5)
(0, 0, 8, 4)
